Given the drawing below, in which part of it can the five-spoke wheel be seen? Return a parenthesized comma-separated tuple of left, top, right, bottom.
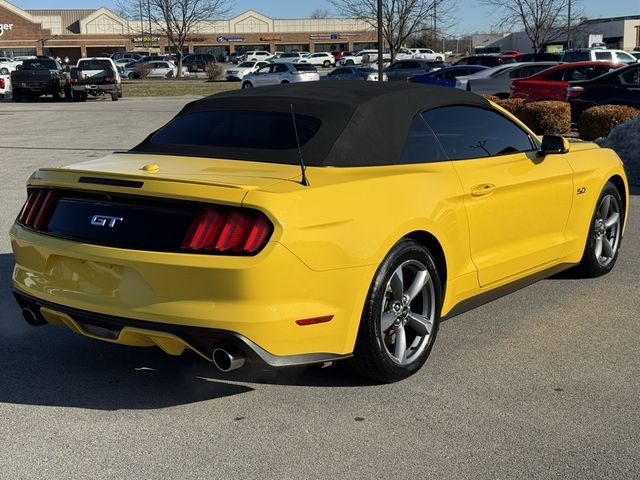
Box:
(577, 181, 624, 277)
(353, 239, 441, 383)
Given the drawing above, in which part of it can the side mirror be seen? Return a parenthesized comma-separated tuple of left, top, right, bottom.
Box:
(539, 135, 569, 155)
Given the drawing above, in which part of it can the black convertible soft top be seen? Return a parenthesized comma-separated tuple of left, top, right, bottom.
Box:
(131, 82, 490, 167)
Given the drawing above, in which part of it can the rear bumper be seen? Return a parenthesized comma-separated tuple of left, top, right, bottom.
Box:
(13, 289, 351, 367)
(72, 84, 117, 92)
(10, 224, 373, 359)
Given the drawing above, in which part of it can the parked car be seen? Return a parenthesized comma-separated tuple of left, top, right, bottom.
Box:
(410, 48, 444, 61)
(561, 49, 637, 65)
(322, 66, 388, 82)
(182, 53, 217, 72)
(224, 61, 270, 81)
(331, 51, 352, 61)
(11, 57, 67, 101)
(385, 59, 442, 82)
(298, 52, 336, 68)
(10, 82, 628, 383)
(458, 62, 558, 98)
(339, 50, 380, 66)
(110, 52, 143, 62)
(241, 63, 319, 88)
(453, 55, 516, 67)
(123, 61, 187, 79)
(69, 57, 121, 101)
(510, 61, 623, 101)
(271, 52, 305, 64)
(567, 63, 640, 118)
(514, 52, 563, 63)
(244, 51, 273, 62)
(0, 74, 11, 100)
(0, 59, 20, 75)
(408, 65, 489, 87)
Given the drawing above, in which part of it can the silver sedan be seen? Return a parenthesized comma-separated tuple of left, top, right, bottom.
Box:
(456, 62, 558, 98)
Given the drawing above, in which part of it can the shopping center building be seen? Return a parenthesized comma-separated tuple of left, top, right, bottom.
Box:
(0, 0, 378, 62)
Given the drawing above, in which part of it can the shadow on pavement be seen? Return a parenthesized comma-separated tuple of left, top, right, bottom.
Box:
(0, 253, 371, 411)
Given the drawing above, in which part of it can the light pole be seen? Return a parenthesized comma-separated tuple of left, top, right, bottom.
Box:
(567, 0, 572, 49)
(377, 0, 384, 82)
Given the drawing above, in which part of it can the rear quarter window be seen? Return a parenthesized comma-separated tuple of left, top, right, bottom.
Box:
(150, 111, 322, 150)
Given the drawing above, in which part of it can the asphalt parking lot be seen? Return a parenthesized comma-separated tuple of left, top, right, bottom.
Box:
(0, 98, 638, 479)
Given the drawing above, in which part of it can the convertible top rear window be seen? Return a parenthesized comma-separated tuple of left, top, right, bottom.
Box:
(150, 110, 322, 150)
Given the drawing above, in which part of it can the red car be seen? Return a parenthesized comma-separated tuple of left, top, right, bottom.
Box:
(510, 61, 623, 101)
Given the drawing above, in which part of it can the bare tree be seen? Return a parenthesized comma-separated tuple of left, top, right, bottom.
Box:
(480, 0, 582, 53)
(329, 0, 454, 62)
(309, 8, 331, 19)
(117, 0, 233, 76)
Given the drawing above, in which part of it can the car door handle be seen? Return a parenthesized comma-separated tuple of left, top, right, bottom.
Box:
(471, 184, 496, 197)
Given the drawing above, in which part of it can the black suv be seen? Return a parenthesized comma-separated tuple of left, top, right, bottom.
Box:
(182, 54, 217, 72)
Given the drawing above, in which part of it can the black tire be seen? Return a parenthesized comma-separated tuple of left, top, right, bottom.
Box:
(12, 90, 22, 102)
(346, 60, 354, 65)
(323, 60, 331, 68)
(111, 90, 119, 101)
(575, 181, 624, 277)
(166, 70, 174, 78)
(0, 67, 8, 75)
(118, 87, 123, 98)
(352, 239, 442, 383)
(436, 56, 443, 61)
(128, 73, 136, 80)
(52, 89, 61, 102)
(242, 82, 252, 89)
(281, 80, 289, 84)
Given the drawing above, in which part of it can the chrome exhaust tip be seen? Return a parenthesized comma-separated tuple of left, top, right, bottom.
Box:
(212, 347, 245, 372)
(22, 308, 46, 327)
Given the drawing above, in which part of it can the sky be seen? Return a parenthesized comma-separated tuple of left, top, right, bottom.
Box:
(14, 0, 640, 35)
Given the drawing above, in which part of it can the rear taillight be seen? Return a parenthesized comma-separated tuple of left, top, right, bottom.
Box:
(181, 207, 273, 255)
(17, 189, 58, 230)
(69, 78, 78, 84)
(566, 86, 584, 99)
(105, 76, 114, 82)
(0, 78, 4, 89)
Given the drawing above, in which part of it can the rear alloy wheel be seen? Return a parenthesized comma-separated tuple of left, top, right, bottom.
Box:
(576, 181, 624, 277)
(242, 82, 252, 89)
(352, 239, 441, 383)
(323, 60, 331, 68)
(0, 67, 8, 75)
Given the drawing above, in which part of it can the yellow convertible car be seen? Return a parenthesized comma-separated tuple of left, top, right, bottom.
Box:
(10, 83, 628, 382)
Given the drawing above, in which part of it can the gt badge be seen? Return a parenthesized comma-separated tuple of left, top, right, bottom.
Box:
(91, 215, 123, 228)
(576, 187, 586, 195)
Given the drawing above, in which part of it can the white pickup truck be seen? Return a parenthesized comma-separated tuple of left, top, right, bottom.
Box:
(69, 57, 122, 101)
(0, 74, 11, 100)
(338, 48, 413, 66)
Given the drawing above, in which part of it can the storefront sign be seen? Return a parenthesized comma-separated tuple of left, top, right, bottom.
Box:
(133, 35, 160, 44)
(217, 35, 245, 43)
(309, 33, 358, 40)
(260, 36, 282, 42)
(0, 23, 14, 36)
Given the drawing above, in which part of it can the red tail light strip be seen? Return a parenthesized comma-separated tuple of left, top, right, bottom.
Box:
(182, 208, 273, 254)
(18, 189, 58, 231)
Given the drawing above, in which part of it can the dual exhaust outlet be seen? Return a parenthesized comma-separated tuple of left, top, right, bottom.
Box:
(22, 306, 246, 372)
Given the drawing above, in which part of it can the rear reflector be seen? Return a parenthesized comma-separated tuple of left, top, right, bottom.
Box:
(181, 207, 273, 254)
(296, 315, 334, 326)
